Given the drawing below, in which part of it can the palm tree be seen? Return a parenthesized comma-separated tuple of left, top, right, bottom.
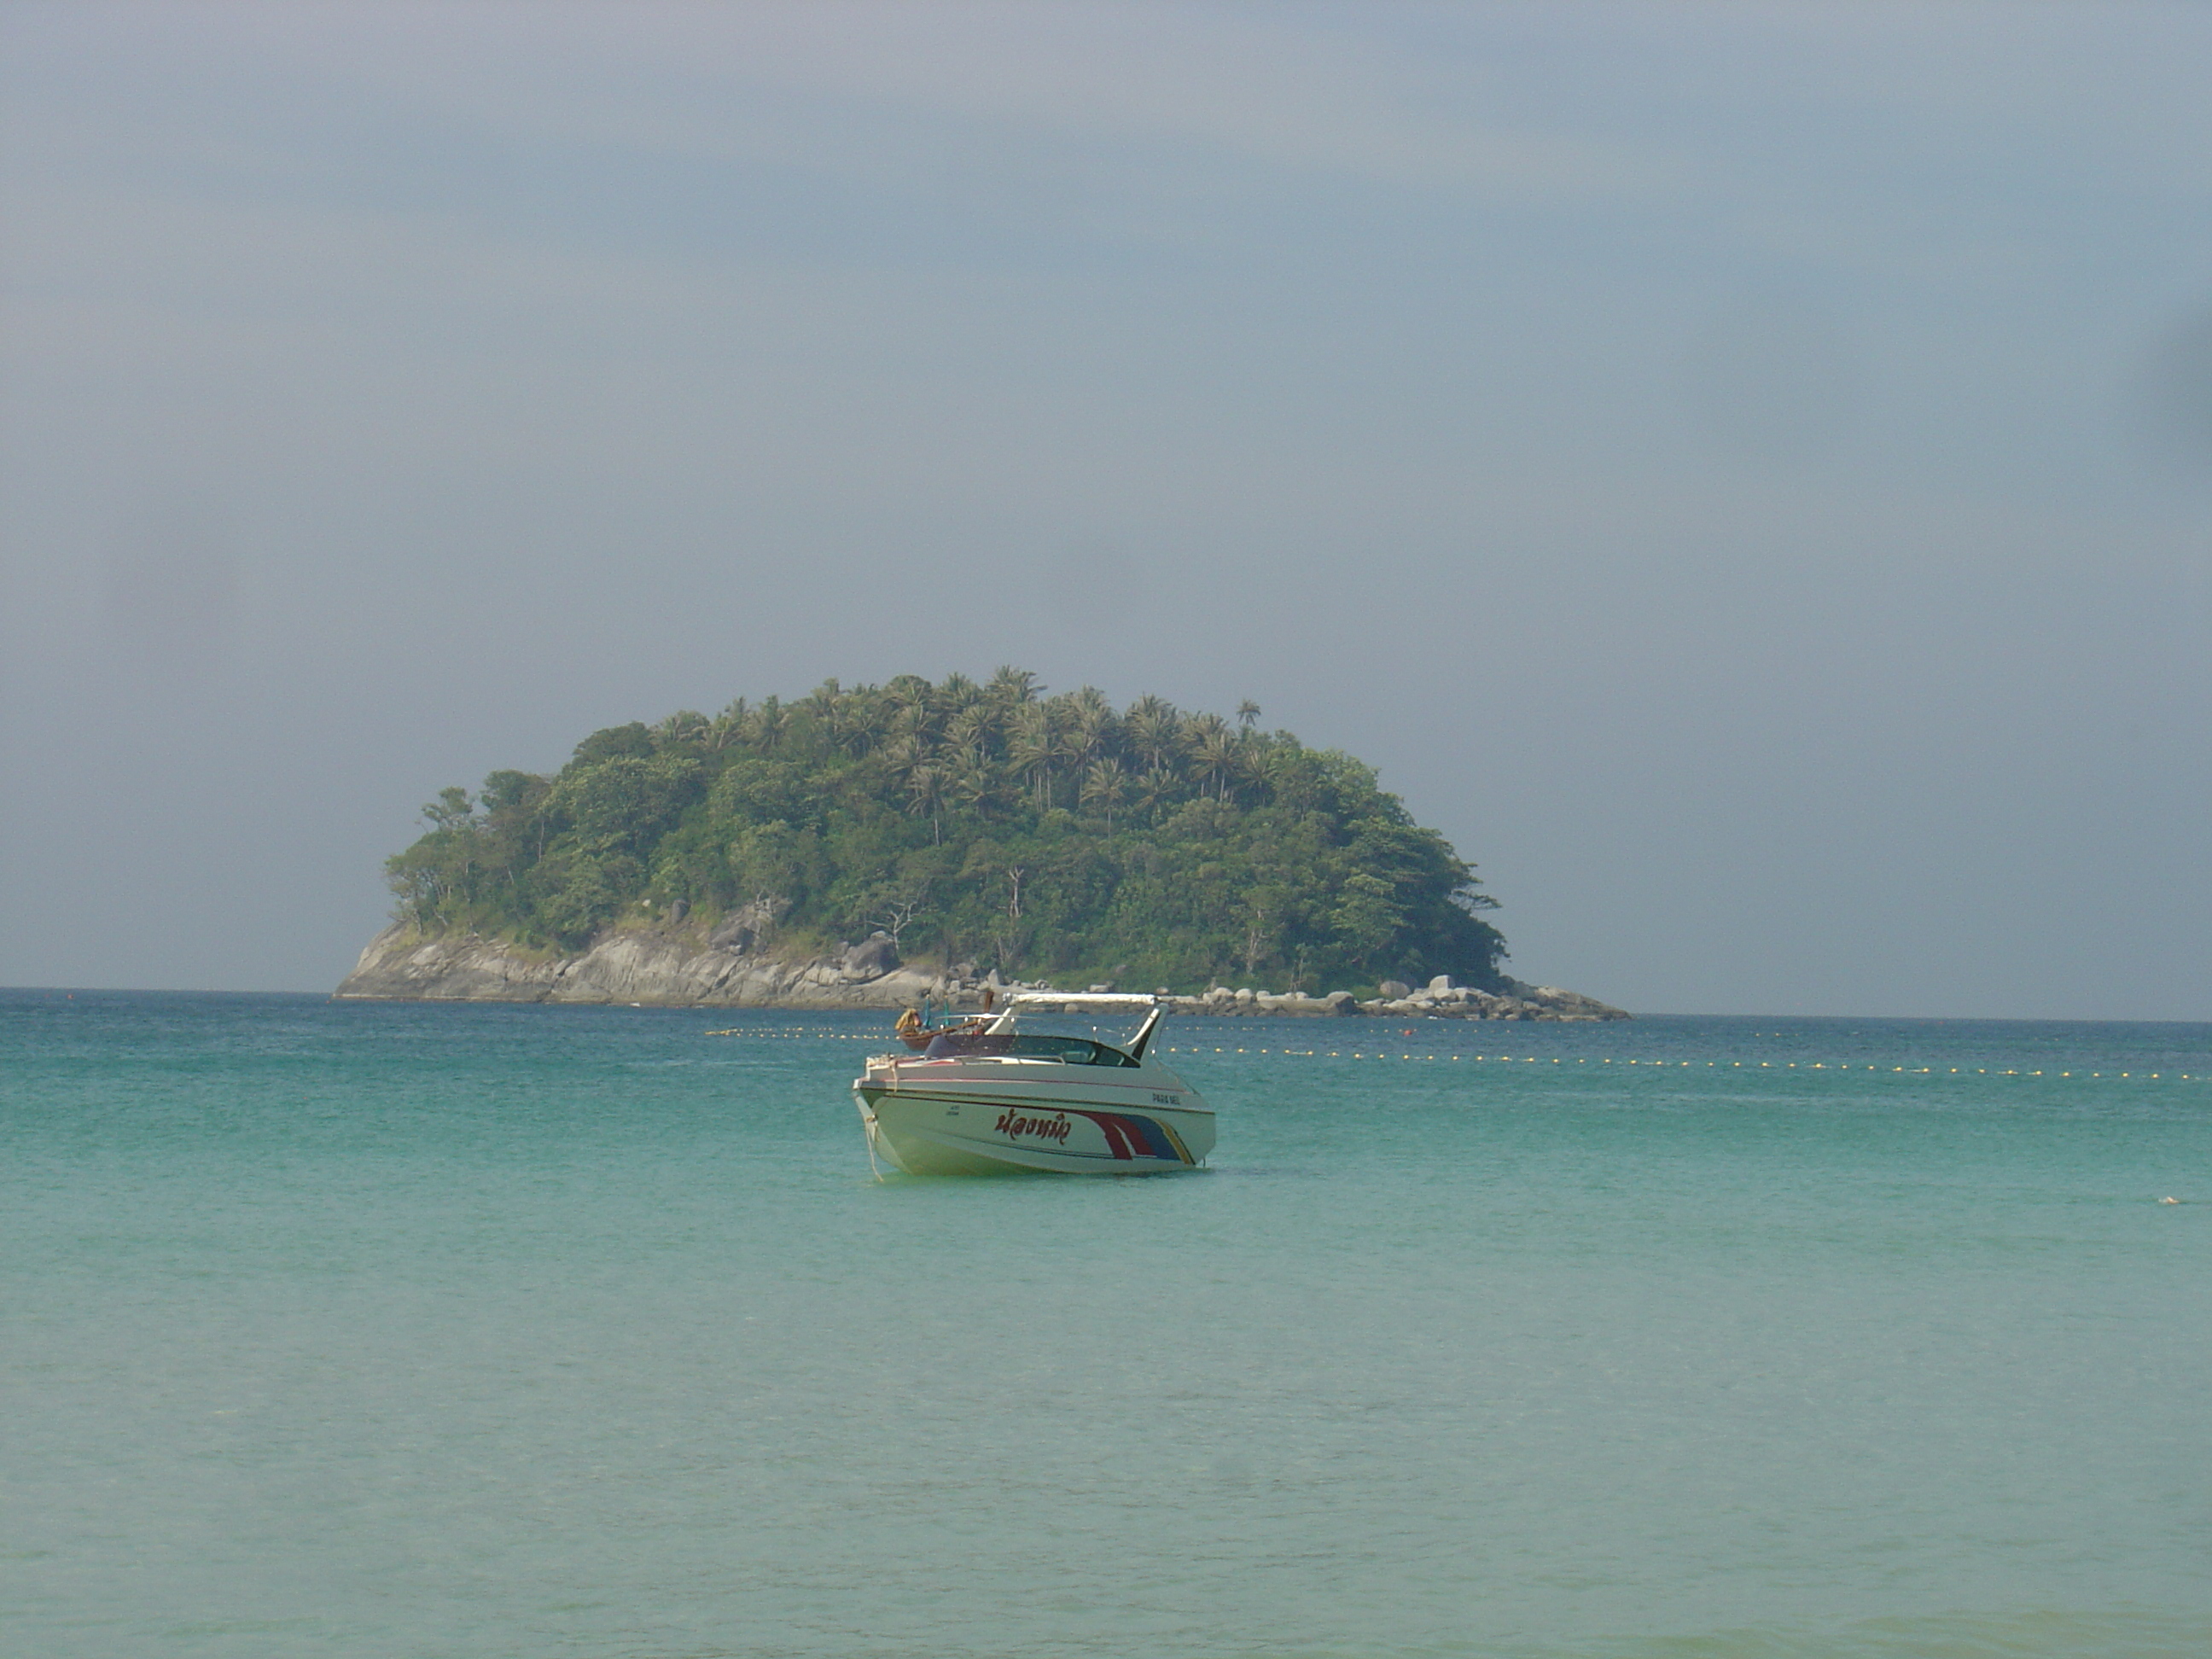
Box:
(1133, 764, 1179, 822)
(1185, 712, 1238, 801)
(884, 673, 932, 713)
(839, 684, 887, 756)
(1052, 725, 1089, 804)
(882, 728, 931, 785)
(654, 710, 707, 748)
(750, 696, 786, 751)
(889, 699, 933, 739)
(1123, 695, 1180, 775)
(1065, 686, 1115, 771)
(947, 748, 1001, 819)
(1231, 732, 1280, 801)
(1080, 756, 1129, 830)
(705, 698, 748, 753)
(934, 671, 981, 715)
(946, 705, 993, 759)
(804, 679, 870, 755)
(987, 666, 1041, 709)
(905, 765, 946, 844)
(1008, 704, 1057, 811)
(1236, 699, 1261, 731)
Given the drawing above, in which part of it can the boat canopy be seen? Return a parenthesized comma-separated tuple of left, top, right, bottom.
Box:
(986, 991, 1168, 1058)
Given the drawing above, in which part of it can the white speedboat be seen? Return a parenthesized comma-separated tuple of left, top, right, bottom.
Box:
(853, 993, 1214, 1176)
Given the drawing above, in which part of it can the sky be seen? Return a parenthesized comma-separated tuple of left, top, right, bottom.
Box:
(3, 1, 2211, 1016)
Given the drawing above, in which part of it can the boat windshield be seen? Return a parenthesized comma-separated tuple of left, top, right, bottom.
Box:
(921, 1029, 1138, 1066)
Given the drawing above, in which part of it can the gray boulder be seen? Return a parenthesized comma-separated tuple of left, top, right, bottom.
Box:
(708, 895, 787, 953)
(842, 932, 900, 980)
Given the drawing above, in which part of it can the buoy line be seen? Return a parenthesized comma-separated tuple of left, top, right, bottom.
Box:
(1150, 1050, 2195, 1080)
(694, 1028, 2201, 1081)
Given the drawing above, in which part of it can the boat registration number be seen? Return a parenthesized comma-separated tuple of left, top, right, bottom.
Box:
(1151, 1092, 1181, 1106)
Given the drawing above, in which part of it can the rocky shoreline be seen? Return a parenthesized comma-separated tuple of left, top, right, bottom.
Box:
(334, 924, 1629, 1022)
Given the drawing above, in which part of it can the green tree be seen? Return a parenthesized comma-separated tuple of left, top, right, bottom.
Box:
(378, 668, 1509, 991)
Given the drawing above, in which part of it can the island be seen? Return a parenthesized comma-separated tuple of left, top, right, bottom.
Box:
(337, 669, 1627, 1022)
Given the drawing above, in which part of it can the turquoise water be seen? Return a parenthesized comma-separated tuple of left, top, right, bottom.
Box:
(4, 992, 2209, 1658)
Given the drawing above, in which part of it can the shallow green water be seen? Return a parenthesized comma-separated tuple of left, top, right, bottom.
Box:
(4, 992, 2209, 1657)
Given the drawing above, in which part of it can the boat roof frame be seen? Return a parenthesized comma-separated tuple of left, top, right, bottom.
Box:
(987, 992, 1169, 1058)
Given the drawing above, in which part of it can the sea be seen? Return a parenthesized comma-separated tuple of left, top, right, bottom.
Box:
(4, 990, 2209, 1659)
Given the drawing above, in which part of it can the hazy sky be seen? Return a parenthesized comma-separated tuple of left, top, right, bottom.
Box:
(4, 2, 2211, 1016)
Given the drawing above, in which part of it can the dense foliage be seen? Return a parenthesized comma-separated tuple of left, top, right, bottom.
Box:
(385, 669, 1506, 992)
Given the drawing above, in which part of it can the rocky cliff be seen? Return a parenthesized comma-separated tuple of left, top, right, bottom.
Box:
(334, 923, 960, 1010)
(335, 925, 1628, 1021)
(1153, 976, 1628, 1022)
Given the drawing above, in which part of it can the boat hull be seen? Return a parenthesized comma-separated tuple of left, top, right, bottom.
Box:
(853, 1061, 1214, 1176)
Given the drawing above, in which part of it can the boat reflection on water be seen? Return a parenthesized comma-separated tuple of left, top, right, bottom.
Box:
(853, 992, 1214, 1176)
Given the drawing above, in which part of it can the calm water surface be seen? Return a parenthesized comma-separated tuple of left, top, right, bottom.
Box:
(4, 992, 2209, 1657)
